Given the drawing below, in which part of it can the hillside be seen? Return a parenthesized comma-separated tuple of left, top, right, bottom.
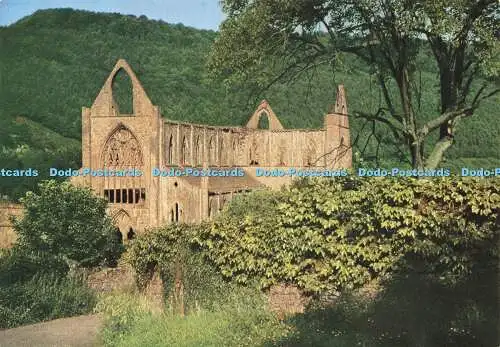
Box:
(0, 9, 498, 199)
(0, 113, 80, 199)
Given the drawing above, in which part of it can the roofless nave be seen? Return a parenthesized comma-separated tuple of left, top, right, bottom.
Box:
(69, 59, 353, 241)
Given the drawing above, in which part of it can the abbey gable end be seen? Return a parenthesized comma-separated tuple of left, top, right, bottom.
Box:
(69, 59, 353, 242)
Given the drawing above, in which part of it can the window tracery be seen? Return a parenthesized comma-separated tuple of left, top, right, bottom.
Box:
(103, 126, 143, 167)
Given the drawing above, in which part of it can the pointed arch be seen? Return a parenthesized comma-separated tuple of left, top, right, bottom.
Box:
(111, 209, 132, 240)
(90, 59, 155, 118)
(208, 136, 216, 165)
(193, 136, 202, 166)
(111, 68, 133, 115)
(246, 100, 284, 130)
(304, 139, 317, 166)
(181, 136, 189, 165)
(257, 111, 270, 129)
(102, 124, 143, 167)
(219, 137, 225, 166)
(166, 134, 174, 164)
(112, 208, 131, 222)
(249, 138, 259, 165)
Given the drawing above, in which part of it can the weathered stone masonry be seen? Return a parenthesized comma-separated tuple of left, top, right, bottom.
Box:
(0, 59, 352, 244)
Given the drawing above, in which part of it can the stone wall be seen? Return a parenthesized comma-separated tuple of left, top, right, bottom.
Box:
(267, 284, 311, 319)
(0, 202, 23, 248)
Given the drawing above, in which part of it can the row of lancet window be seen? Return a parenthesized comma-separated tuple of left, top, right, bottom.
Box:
(166, 134, 236, 166)
(165, 134, 324, 167)
(104, 188, 146, 204)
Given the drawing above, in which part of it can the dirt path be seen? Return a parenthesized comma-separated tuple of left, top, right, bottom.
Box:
(0, 314, 104, 347)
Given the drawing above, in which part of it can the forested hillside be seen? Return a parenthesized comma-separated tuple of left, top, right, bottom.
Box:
(0, 9, 498, 199)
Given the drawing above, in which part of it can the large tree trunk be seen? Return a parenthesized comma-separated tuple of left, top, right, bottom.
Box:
(425, 137, 454, 169)
(411, 141, 425, 170)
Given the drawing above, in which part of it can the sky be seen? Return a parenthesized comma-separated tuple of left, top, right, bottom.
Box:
(0, 0, 225, 30)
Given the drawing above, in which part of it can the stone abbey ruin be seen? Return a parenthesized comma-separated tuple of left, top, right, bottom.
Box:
(0, 59, 352, 246)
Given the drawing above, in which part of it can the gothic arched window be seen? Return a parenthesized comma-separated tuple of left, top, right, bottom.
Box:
(103, 125, 143, 167)
(304, 139, 317, 167)
(181, 136, 189, 165)
(193, 136, 201, 166)
(208, 136, 215, 166)
(166, 134, 174, 165)
(249, 139, 259, 165)
(232, 138, 238, 165)
(219, 138, 225, 166)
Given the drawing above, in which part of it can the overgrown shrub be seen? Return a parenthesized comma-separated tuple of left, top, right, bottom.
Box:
(127, 223, 249, 314)
(0, 248, 68, 285)
(0, 270, 96, 329)
(199, 176, 499, 294)
(97, 285, 288, 347)
(276, 265, 499, 346)
(12, 180, 124, 268)
(125, 178, 498, 345)
(94, 292, 154, 342)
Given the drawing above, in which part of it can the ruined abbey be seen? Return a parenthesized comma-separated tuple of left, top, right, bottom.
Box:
(0, 59, 352, 246)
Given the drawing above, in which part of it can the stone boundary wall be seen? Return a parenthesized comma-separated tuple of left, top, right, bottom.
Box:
(267, 284, 311, 319)
(0, 202, 23, 248)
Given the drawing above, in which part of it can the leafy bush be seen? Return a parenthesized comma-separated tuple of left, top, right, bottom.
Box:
(199, 176, 499, 294)
(0, 248, 68, 285)
(124, 177, 498, 345)
(12, 180, 124, 268)
(276, 265, 499, 346)
(127, 223, 248, 314)
(0, 270, 96, 329)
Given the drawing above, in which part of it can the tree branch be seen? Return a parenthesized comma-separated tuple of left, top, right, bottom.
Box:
(418, 108, 475, 138)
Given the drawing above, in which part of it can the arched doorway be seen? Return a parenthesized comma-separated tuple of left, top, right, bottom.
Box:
(112, 209, 132, 241)
(127, 227, 136, 240)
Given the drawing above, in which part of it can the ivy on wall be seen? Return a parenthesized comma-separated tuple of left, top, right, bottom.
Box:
(129, 177, 499, 296)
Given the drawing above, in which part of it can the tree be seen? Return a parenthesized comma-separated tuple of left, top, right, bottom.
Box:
(11, 180, 123, 267)
(208, 0, 499, 169)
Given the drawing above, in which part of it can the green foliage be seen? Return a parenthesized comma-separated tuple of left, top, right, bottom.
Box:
(197, 177, 499, 294)
(12, 180, 124, 267)
(210, 0, 500, 168)
(123, 178, 498, 345)
(277, 266, 498, 346)
(0, 249, 96, 329)
(0, 248, 69, 284)
(0, 272, 96, 329)
(126, 223, 195, 288)
(0, 115, 80, 201)
(127, 222, 247, 314)
(94, 292, 154, 342)
(97, 287, 287, 347)
(195, 190, 285, 288)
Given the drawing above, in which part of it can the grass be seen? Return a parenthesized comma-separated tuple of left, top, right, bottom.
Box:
(95, 266, 499, 347)
(0, 271, 96, 329)
(0, 250, 97, 329)
(95, 286, 289, 347)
